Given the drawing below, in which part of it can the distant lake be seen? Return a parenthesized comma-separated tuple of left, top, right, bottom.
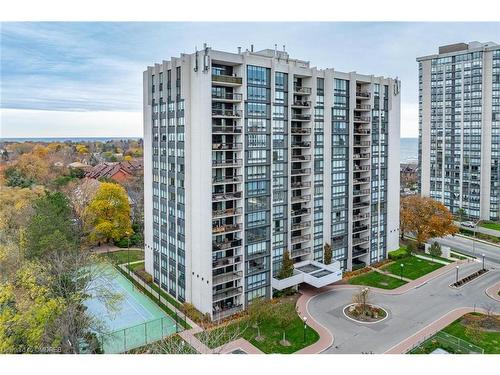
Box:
(400, 138, 418, 164)
(1, 137, 142, 143)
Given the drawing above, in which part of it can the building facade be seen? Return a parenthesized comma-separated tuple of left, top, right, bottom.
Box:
(143, 46, 400, 319)
(418, 41, 500, 220)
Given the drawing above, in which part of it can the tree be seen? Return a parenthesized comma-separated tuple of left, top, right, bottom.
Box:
(25, 191, 77, 259)
(247, 297, 271, 340)
(323, 242, 332, 265)
(277, 249, 294, 280)
(400, 195, 458, 247)
(122, 172, 144, 244)
(4, 167, 33, 188)
(429, 241, 442, 258)
(352, 287, 371, 314)
(84, 182, 133, 244)
(457, 207, 466, 223)
(272, 301, 296, 346)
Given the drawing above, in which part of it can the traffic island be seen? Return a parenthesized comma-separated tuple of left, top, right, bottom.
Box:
(450, 268, 489, 288)
(343, 303, 388, 324)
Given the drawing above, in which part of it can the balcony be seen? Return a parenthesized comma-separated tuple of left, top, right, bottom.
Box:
(212, 175, 242, 184)
(212, 159, 242, 168)
(212, 223, 242, 234)
(353, 177, 370, 185)
(212, 109, 242, 118)
(353, 116, 371, 123)
(212, 255, 242, 269)
(213, 304, 243, 320)
(291, 247, 311, 258)
(353, 128, 370, 135)
(353, 201, 370, 209)
(291, 194, 311, 203)
(293, 85, 312, 95)
(291, 154, 311, 162)
(212, 191, 242, 202)
(212, 74, 242, 86)
(291, 221, 311, 230)
(352, 247, 369, 258)
(212, 142, 242, 151)
(212, 125, 242, 134)
(291, 167, 311, 176)
(291, 127, 311, 134)
(352, 213, 370, 222)
(291, 114, 311, 121)
(355, 104, 371, 111)
(213, 271, 243, 286)
(291, 234, 311, 245)
(212, 207, 242, 219)
(353, 153, 370, 160)
(213, 239, 242, 251)
(353, 140, 371, 147)
(212, 92, 243, 101)
(213, 286, 243, 302)
(352, 224, 369, 234)
(291, 100, 311, 108)
(356, 91, 371, 98)
(291, 181, 311, 189)
(291, 207, 311, 217)
(353, 165, 370, 172)
(291, 141, 311, 148)
(353, 189, 370, 197)
(352, 236, 369, 246)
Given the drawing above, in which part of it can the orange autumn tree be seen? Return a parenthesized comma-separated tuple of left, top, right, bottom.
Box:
(400, 195, 458, 247)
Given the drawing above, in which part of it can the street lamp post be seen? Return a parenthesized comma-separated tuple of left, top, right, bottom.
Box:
(456, 265, 459, 283)
(482, 253, 485, 271)
(126, 231, 131, 275)
(400, 264, 404, 281)
(303, 316, 308, 343)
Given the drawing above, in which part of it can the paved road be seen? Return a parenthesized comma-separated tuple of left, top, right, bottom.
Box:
(455, 221, 500, 238)
(432, 235, 500, 266)
(308, 262, 499, 354)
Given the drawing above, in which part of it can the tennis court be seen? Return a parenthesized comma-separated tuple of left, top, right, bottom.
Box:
(85, 266, 178, 353)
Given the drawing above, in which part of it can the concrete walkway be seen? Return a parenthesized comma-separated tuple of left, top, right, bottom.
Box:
(92, 244, 144, 254)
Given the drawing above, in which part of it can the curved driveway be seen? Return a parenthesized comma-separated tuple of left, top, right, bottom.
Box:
(307, 261, 499, 354)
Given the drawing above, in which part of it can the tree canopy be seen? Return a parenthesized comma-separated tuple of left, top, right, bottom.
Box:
(84, 182, 133, 244)
(400, 195, 458, 246)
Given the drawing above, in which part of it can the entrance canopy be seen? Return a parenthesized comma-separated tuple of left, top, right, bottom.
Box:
(272, 260, 342, 290)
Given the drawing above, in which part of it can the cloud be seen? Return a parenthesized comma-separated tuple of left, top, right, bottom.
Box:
(1, 108, 142, 138)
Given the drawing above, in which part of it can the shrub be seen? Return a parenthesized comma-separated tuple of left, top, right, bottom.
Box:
(180, 303, 207, 324)
(429, 242, 442, 257)
(388, 247, 409, 260)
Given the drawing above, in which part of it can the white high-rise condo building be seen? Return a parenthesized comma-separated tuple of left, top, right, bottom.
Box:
(143, 46, 401, 319)
(418, 41, 500, 220)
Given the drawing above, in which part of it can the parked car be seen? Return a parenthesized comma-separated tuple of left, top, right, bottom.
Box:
(461, 221, 476, 228)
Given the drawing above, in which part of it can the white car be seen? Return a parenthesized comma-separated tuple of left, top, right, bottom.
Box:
(461, 221, 476, 228)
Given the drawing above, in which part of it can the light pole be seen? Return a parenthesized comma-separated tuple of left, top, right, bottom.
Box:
(126, 231, 131, 275)
(400, 264, 404, 281)
(456, 265, 459, 283)
(482, 253, 485, 271)
(303, 316, 308, 343)
(471, 219, 480, 257)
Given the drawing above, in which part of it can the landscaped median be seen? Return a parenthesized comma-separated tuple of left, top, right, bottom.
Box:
(194, 295, 320, 354)
(347, 246, 449, 289)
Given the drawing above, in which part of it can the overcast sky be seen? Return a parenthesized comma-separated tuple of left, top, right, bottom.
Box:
(1, 22, 499, 138)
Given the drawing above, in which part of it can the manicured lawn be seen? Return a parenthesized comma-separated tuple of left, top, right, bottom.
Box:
(411, 313, 500, 354)
(196, 297, 319, 354)
(480, 221, 500, 232)
(104, 249, 145, 264)
(382, 255, 444, 280)
(348, 271, 407, 289)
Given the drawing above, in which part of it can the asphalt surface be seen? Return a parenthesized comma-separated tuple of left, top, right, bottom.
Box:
(432, 235, 500, 266)
(308, 261, 499, 354)
(455, 222, 500, 238)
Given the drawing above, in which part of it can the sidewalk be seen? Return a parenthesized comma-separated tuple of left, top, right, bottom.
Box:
(485, 281, 500, 302)
(384, 307, 490, 354)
